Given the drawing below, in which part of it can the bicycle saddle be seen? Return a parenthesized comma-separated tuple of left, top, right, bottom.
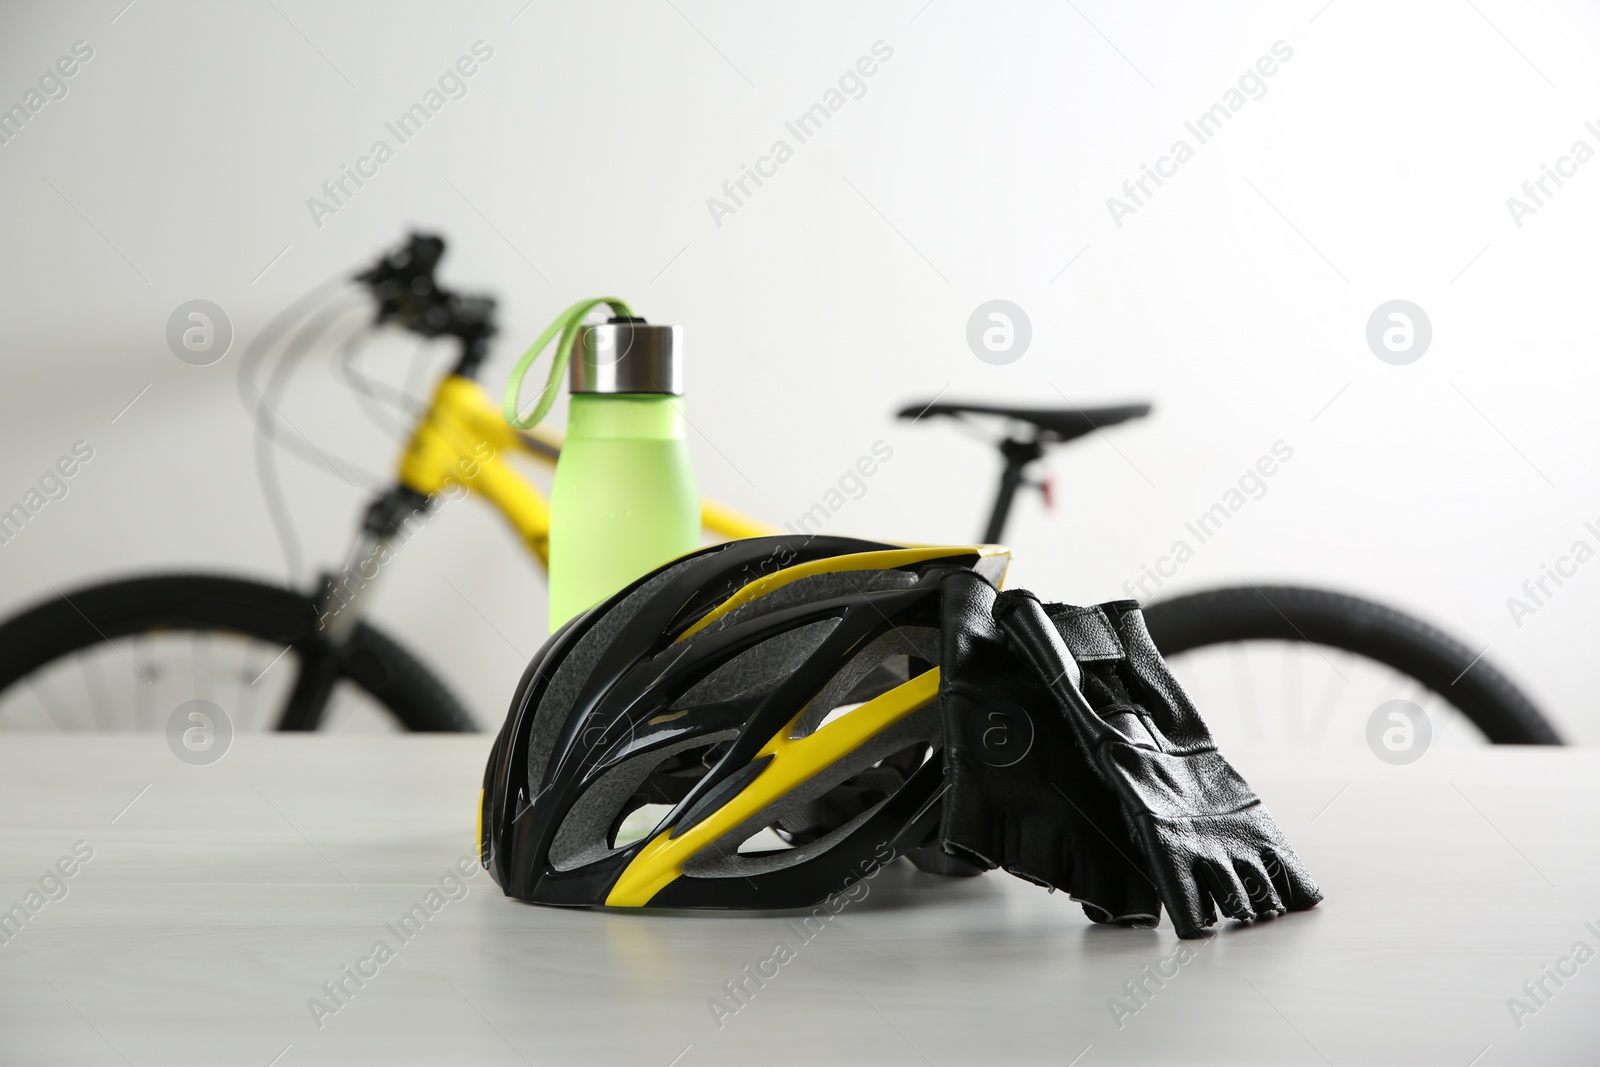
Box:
(896, 400, 1152, 443)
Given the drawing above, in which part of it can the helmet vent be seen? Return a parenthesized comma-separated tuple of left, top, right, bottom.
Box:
(736, 827, 793, 855)
(612, 803, 674, 849)
(549, 731, 739, 872)
(790, 625, 940, 739)
(672, 619, 840, 709)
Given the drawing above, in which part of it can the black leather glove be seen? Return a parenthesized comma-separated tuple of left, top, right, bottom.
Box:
(993, 590, 1322, 938)
(936, 571, 1161, 925)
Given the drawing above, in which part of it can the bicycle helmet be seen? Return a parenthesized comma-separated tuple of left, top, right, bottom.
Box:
(478, 534, 1009, 909)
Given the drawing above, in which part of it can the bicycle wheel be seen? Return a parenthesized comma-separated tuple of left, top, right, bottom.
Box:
(1142, 585, 1560, 746)
(0, 574, 476, 733)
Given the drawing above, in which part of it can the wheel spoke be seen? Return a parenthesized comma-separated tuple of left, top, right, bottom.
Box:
(1304, 650, 1349, 746)
(1229, 643, 1259, 743)
(135, 657, 152, 730)
(25, 678, 73, 731)
(235, 639, 257, 730)
(195, 630, 212, 701)
(1285, 642, 1303, 743)
(81, 653, 111, 731)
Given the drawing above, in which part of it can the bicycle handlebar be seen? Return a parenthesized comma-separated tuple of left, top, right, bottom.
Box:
(356, 233, 498, 377)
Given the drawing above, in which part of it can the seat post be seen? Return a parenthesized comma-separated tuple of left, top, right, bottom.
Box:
(982, 435, 1043, 543)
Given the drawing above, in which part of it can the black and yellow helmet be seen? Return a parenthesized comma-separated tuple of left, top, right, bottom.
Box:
(478, 534, 1008, 910)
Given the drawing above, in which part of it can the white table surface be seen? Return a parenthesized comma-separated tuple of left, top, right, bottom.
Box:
(1, 736, 1596, 1066)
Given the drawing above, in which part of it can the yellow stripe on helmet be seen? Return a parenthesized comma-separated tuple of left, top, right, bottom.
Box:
(604, 668, 941, 907)
(676, 544, 1008, 643)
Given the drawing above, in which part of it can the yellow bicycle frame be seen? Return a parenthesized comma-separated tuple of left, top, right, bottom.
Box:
(396, 375, 775, 563)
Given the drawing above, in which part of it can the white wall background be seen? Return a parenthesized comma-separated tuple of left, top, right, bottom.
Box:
(1, 0, 1596, 739)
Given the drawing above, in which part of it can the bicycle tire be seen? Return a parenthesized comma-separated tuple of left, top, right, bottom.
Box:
(0, 574, 477, 732)
(1141, 584, 1561, 745)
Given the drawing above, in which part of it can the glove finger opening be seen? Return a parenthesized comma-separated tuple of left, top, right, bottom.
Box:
(1262, 847, 1324, 912)
(1155, 859, 1216, 938)
(1197, 860, 1255, 922)
(1063, 832, 1161, 927)
(1079, 898, 1161, 928)
(1234, 857, 1285, 917)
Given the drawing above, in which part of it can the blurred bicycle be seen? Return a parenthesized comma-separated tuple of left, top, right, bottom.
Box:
(0, 235, 1560, 752)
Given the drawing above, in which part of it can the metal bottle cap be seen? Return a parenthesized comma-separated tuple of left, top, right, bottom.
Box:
(570, 317, 683, 395)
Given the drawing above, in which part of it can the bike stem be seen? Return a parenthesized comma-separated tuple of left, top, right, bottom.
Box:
(451, 332, 492, 381)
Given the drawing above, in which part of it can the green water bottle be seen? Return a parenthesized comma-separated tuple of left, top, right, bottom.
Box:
(546, 317, 699, 629)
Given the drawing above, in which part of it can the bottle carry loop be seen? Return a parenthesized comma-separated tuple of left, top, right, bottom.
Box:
(502, 296, 634, 429)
